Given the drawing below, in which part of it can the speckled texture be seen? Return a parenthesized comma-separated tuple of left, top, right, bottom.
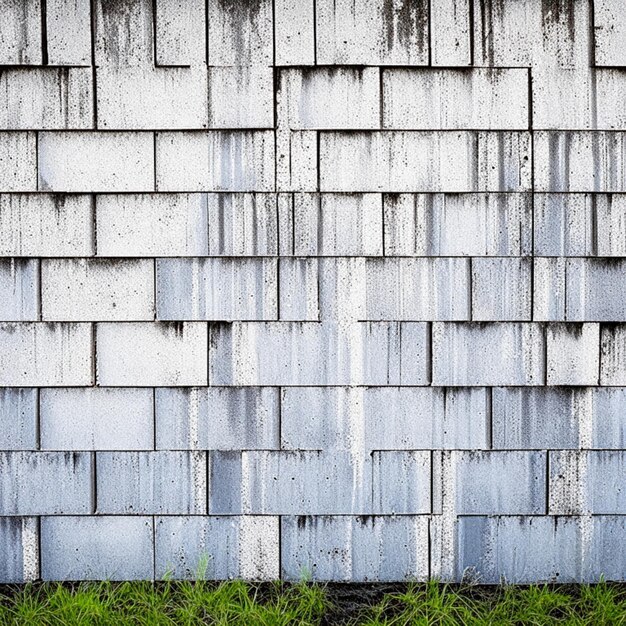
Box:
(1, 0, 626, 584)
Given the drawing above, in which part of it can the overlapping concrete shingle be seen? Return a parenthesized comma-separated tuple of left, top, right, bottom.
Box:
(1, 0, 626, 584)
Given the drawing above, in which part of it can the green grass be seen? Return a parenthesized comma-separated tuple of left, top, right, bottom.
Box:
(1, 579, 626, 625)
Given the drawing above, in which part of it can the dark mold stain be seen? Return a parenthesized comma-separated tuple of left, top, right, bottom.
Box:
(381, 0, 428, 59)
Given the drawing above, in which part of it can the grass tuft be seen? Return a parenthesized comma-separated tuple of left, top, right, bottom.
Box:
(1, 580, 626, 625)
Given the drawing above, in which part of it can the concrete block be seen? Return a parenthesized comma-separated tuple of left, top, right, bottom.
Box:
(366, 387, 488, 450)
(553, 69, 626, 130)
(0, 517, 38, 583)
(594, 0, 626, 66)
(0, 389, 37, 450)
(320, 131, 532, 192)
(156, 131, 275, 192)
(46, 0, 92, 65)
(600, 324, 626, 385)
(155, 516, 279, 580)
(155, 0, 205, 66)
(566, 259, 626, 321)
(96, 193, 208, 257)
(96, 322, 207, 386)
(592, 389, 626, 448)
(0, 259, 39, 321)
(430, 0, 471, 66)
(533, 257, 566, 321)
(276, 130, 318, 192)
(207, 0, 273, 66)
(281, 387, 368, 451)
(472, 258, 531, 321)
(492, 388, 588, 449)
(42, 259, 154, 321)
(372, 451, 431, 514)
(580, 517, 626, 582)
(294, 193, 383, 256)
(0, 194, 93, 258)
(534, 131, 626, 192)
(41, 516, 153, 581)
(432, 322, 545, 386)
(0, 0, 42, 65)
(436, 451, 546, 515)
(550, 450, 626, 514)
(279, 258, 319, 321)
(532, 68, 595, 130)
(383, 193, 532, 256)
(157, 258, 277, 321)
(316, 0, 429, 65)
(383, 68, 528, 129)
(281, 516, 429, 582)
(281, 387, 485, 453)
(0, 322, 93, 386)
(492, 387, 626, 450)
(38, 132, 154, 193)
(97, 66, 208, 129)
(472, 0, 591, 68)
(210, 321, 430, 386)
(207, 193, 277, 256)
(209, 451, 371, 514)
(277, 193, 294, 255)
(155, 387, 279, 450)
(97, 451, 206, 514)
(533, 193, 594, 256)
(278, 68, 380, 130)
(94, 0, 153, 67)
(456, 516, 581, 584)
(594, 195, 626, 256)
(317, 258, 366, 322)
(365, 258, 471, 321)
(0, 452, 92, 515)
(0, 68, 93, 129)
(0, 132, 36, 192)
(40, 388, 154, 450)
(209, 67, 273, 128)
(275, 0, 315, 65)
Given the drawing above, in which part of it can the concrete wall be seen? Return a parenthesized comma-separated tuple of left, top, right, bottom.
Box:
(0, 0, 625, 584)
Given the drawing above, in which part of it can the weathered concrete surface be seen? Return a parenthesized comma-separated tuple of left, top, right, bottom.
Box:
(1, 0, 626, 584)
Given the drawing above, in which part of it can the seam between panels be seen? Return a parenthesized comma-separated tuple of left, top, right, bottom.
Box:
(90, 0, 98, 128)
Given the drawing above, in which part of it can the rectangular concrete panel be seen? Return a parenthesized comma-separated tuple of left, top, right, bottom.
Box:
(209, 450, 372, 515)
(96, 193, 208, 257)
(315, 0, 429, 65)
(38, 132, 154, 193)
(0, 389, 37, 450)
(96, 451, 206, 515)
(281, 516, 429, 582)
(383, 193, 532, 257)
(96, 322, 208, 386)
(0, 259, 39, 321)
(0, 68, 93, 129)
(0, 517, 38, 583)
(156, 131, 275, 192)
(42, 259, 155, 321)
(320, 131, 532, 193)
(0, 323, 93, 386)
(156, 258, 277, 321)
(155, 387, 279, 450)
(210, 321, 430, 386)
(41, 516, 153, 581)
(40, 388, 154, 450)
(432, 322, 545, 386)
(0, 194, 94, 257)
(155, 516, 279, 580)
(0, 452, 93, 515)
